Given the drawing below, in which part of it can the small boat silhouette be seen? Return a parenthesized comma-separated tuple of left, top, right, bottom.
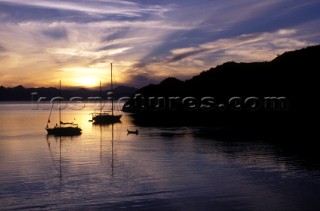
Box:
(127, 129, 139, 135)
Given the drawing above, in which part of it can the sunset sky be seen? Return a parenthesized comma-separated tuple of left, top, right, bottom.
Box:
(0, 0, 320, 88)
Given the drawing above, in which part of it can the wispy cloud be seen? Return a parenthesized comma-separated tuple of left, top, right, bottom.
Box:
(46, 47, 131, 58)
(168, 30, 288, 62)
(127, 29, 315, 84)
(0, 0, 169, 17)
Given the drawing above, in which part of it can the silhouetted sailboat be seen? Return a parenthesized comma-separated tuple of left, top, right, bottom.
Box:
(46, 81, 82, 136)
(92, 63, 122, 124)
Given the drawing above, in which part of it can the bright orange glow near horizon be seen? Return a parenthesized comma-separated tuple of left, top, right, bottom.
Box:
(73, 77, 100, 88)
(61, 67, 107, 88)
(56, 64, 138, 89)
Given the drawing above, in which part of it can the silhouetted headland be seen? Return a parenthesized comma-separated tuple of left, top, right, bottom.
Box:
(123, 45, 319, 133)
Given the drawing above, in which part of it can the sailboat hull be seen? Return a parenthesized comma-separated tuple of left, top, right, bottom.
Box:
(46, 127, 82, 136)
(92, 114, 122, 124)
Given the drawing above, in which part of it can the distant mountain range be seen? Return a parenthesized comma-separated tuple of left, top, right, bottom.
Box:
(0, 85, 137, 101)
(123, 45, 319, 127)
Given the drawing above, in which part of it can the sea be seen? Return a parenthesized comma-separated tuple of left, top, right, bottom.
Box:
(1, 102, 320, 210)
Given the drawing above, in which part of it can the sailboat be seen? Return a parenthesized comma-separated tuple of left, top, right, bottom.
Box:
(91, 63, 122, 124)
(46, 81, 82, 136)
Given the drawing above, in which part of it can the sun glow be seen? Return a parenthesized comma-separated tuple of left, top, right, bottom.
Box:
(73, 77, 100, 87)
(61, 67, 106, 88)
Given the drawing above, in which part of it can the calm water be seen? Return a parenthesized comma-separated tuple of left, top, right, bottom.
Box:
(1, 102, 320, 210)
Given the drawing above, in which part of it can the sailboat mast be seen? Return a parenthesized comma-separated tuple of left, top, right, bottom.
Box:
(100, 81, 102, 113)
(59, 80, 62, 127)
(111, 63, 114, 116)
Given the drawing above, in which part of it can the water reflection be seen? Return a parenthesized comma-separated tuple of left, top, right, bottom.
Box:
(1, 103, 320, 210)
(92, 123, 120, 177)
(45, 123, 122, 182)
(192, 127, 320, 178)
(46, 136, 81, 181)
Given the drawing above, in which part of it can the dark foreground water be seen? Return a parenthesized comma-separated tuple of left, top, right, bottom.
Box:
(1, 102, 320, 210)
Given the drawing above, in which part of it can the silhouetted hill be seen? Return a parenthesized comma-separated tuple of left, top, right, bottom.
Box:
(123, 45, 319, 129)
(0, 85, 137, 101)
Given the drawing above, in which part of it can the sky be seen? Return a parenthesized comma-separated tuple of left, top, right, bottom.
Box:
(0, 0, 320, 88)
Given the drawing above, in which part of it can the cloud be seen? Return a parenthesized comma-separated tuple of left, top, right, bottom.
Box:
(167, 29, 312, 63)
(42, 26, 68, 40)
(90, 20, 191, 30)
(46, 47, 131, 58)
(277, 29, 296, 35)
(127, 74, 160, 87)
(169, 49, 208, 63)
(0, 45, 6, 53)
(126, 28, 316, 83)
(0, 45, 8, 60)
(0, 0, 169, 17)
